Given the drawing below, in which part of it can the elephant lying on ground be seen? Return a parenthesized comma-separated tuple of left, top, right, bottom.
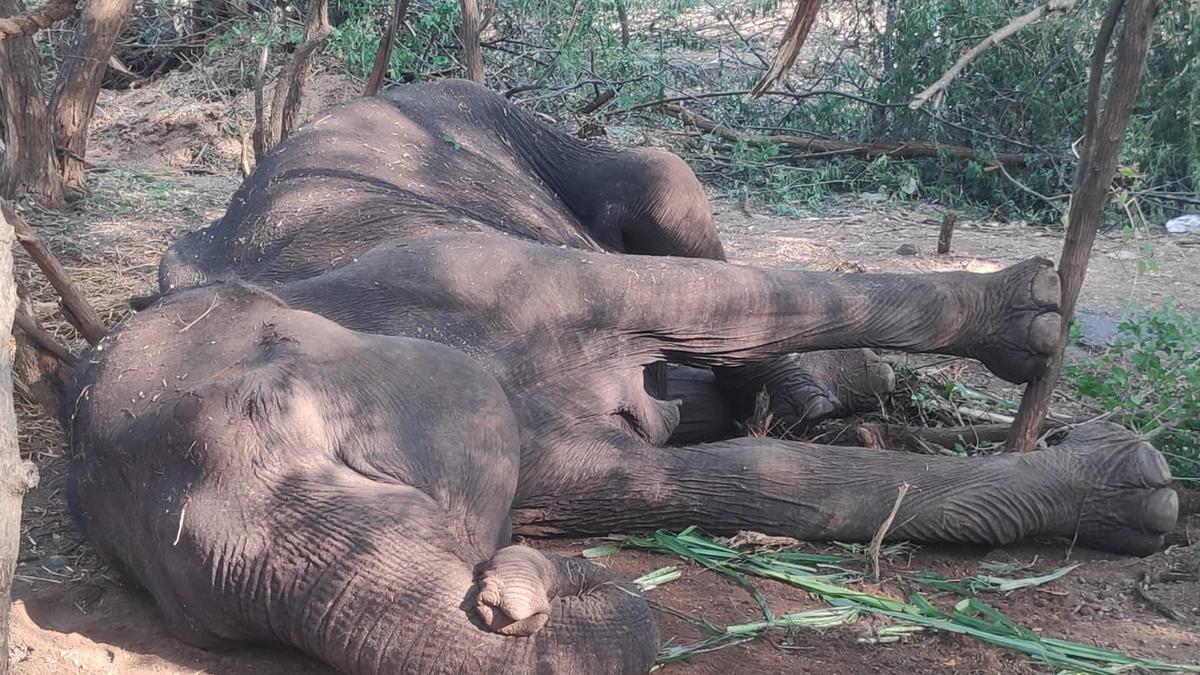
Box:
(65, 80, 1178, 674)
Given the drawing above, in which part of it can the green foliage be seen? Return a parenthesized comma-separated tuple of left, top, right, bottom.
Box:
(328, 0, 462, 78)
(1065, 302, 1200, 480)
(214, 0, 1196, 220)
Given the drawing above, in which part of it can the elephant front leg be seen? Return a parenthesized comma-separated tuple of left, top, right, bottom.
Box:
(586, 252, 1064, 385)
(511, 422, 1177, 556)
(714, 349, 897, 432)
(659, 350, 895, 443)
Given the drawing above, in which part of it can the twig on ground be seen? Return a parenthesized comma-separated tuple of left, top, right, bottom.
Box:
(867, 483, 910, 581)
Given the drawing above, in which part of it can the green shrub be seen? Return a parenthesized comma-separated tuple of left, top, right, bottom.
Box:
(1065, 303, 1200, 480)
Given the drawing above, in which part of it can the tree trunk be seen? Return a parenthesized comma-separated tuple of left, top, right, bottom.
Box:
(1007, 0, 1163, 451)
(748, 0, 821, 97)
(0, 205, 40, 673)
(0, 0, 66, 208)
(459, 0, 484, 83)
(615, 0, 630, 47)
(49, 0, 136, 196)
(265, 0, 330, 150)
(873, 0, 900, 134)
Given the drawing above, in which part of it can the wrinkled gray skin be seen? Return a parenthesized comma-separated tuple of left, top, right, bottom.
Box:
(66, 80, 1179, 675)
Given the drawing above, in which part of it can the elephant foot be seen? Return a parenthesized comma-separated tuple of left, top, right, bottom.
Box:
(475, 545, 557, 636)
(958, 258, 1062, 383)
(763, 349, 896, 429)
(1032, 422, 1178, 555)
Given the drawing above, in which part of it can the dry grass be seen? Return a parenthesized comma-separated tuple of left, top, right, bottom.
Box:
(11, 167, 239, 588)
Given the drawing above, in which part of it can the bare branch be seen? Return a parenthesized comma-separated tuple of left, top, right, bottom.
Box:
(910, 0, 1077, 110)
(14, 309, 74, 366)
(1079, 0, 1125, 181)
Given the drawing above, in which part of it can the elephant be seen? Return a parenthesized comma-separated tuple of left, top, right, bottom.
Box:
(64, 79, 1179, 675)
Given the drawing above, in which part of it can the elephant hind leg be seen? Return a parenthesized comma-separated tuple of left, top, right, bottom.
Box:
(513, 422, 1176, 555)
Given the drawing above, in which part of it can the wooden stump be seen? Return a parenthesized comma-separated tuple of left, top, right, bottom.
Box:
(0, 205, 41, 672)
(937, 211, 956, 254)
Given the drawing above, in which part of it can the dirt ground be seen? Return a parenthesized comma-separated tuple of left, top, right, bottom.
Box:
(7, 63, 1200, 673)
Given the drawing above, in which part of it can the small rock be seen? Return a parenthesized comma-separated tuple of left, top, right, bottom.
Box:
(1165, 214, 1200, 234)
(896, 243, 919, 256)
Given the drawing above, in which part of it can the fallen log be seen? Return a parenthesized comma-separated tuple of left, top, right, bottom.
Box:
(659, 103, 1035, 168)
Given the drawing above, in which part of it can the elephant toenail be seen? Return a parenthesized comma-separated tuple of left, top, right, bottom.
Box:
(1141, 488, 1178, 534)
(1027, 313, 1062, 354)
(801, 393, 839, 420)
(875, 364, 897, 395)
(1030, 267, 1061, 308)
(1136, 443, 1173, 487)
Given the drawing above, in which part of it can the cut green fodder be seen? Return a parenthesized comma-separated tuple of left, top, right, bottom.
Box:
(912, 563, 1080, 596)
(603, 528, 1199, 673)
(633, 566, 683, 593)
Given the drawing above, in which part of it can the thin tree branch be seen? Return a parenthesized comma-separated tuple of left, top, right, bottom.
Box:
(252, 8, 276, 161)
(910, 0, 1078, 110)
(0, 200, 105, 345)
(1079, 0, 1125, 181)
(364, 0, 411, 96)
(610, 88, 909, 116)
(1007, 0, 1163, 452)
(13, 309, 74, 365)
(267, 0, 330, 149)
(613, 87, 1058, 157)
